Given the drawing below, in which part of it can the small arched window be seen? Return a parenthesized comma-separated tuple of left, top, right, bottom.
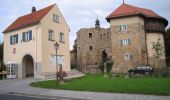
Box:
(59, 32, 64, 43)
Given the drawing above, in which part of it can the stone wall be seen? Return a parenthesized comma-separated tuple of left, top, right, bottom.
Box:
(111, 23, 148, 73)
(77, 28, 112, 73)
(70, 51, 77, 68)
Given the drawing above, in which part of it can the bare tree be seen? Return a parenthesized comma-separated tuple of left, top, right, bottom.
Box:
(152, 38, 164, 75)
(152, 38, 164, 60)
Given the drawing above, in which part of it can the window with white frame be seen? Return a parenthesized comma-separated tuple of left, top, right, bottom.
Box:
(53, 14, 59, 23)
(124, 54, 133, 61)
(10, 34, 18, 45)
(120, 25, 127, 32)
(121, 38, 131, 46)
(22, 30, 32, 42)
(25, 32, 29, 41)
(48, 29, 54, 41)
(59, 32, 64, 43)
(50, 55, 64, 67)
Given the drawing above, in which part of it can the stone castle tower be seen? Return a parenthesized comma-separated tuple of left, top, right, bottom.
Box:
(77, 18, 111, 73)
(77, 3, 168, 73)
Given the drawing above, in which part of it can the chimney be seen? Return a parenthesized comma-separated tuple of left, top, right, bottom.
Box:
(32, 6, 36, 13)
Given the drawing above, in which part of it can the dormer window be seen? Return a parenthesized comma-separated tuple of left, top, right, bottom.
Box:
(48, 29, 54, 41)
(22, 30, 32, 42)
(120, 25, 127, 32)
(53, 14, 59, 23)
(10, 34, 18, 45)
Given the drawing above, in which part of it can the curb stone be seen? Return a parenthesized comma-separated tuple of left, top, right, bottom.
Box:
(9, 92, 89, 100)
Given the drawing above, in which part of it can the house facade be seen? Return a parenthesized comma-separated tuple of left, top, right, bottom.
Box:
(77, 3, 168, 73)
(3, 4, 70, 79)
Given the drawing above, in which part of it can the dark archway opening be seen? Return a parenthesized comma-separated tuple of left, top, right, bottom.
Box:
(22, 55, 34, 77)
(102, 50, 107, 63)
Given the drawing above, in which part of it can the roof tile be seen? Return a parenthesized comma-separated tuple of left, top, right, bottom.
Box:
(3, 4, 55, 33)
(106, 3, 164, 21)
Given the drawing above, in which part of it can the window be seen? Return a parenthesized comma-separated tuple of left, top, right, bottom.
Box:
(100, 34, 102, 39)
(124, 54, 133, 61)
(48, 29, 54, 41)
(11, 65, 16, 75)
(120, 25, 127, 32)
(59, 32, 64, 43)
(22, 30, 32, 42)
(107, 32, 109, 36)
(50, 55, 64, 67)
(89, 33, 92, 38)
(79, 34, 80, 39)
(10, 34, 18, 45)
(142, 25, 144, 30)
(89, 46, 93, 51)
(121, 38, 131, 46)
(53, 14, 59, 23)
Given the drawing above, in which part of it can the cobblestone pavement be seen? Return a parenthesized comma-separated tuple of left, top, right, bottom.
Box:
(0, 78, 170, 100)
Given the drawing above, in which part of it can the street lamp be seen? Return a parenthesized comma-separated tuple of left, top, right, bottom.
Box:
(54, 42, 59, 85)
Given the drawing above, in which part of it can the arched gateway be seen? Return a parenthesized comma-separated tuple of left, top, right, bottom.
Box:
(22, 54, 34, 77)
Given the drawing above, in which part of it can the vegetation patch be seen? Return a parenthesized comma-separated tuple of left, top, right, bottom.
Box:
(31, 74, 170, 95)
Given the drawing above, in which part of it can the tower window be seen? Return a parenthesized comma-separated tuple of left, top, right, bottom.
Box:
(89, 33, 92, 38)
(124, 54, 133, 61)
(142, 25, 144, 30)
(121, 38, 131, 46)
(107, 32, 110, 38)
(100, 34, 102, 39)
(120, 25, 127, 32)
(89, 46, 93, 51)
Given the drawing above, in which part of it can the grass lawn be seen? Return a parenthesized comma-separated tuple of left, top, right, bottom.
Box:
(31, 74, 170, 95)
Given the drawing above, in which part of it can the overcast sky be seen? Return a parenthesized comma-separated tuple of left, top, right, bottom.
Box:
(0, 0, 170, 49)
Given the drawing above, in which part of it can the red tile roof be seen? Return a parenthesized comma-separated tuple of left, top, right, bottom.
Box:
(106, 3, 167, 23)
(3, 4, 55, 33)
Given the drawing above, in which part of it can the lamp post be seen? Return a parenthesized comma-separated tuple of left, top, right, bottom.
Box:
(54, 42, 59, 85)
